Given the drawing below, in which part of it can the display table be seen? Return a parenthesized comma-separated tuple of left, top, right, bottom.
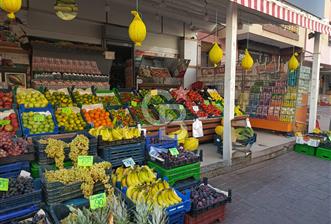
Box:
(144, 117, 222, 143)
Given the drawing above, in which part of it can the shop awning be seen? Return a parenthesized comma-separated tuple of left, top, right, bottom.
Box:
(230, 0, 331, 36)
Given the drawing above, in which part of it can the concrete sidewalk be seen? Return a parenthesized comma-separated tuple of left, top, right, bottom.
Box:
(210, 151, 331, 224)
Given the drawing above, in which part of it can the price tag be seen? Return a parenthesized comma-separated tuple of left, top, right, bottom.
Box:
(78, 156, 94, 167)
(89, 192, 107, 210)
(131, 101, 138, 107)
(122, 157, 135, 167)
(169, 148, 179, 156)
(193, 106, 199, 112)
(204, 100, 210, 105)
(179, 105, 184, 110)
(62, 107, 72, 114)
(0, 120, 10, 126)
(0, 178, 9, 191)
(33, 114, 45, 122)
(151, 90, 157, 96)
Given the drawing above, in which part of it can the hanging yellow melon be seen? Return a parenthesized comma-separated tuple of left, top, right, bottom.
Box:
(128, 10, 147, 47)
(241, 49, 254, 70)
(209, 42, 223, 67)
(0, 0, 21, 19)
(288, 52, 299, 72)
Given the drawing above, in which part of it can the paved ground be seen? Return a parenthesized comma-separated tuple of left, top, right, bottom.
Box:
(210, 151, 331, 224)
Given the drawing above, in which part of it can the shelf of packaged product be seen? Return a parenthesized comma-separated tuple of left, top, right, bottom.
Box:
(143, 117, 222, 143)
(249, 118, 293, 132)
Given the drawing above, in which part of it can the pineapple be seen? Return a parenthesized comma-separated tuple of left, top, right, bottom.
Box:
(134, 202, 149, 224)
(61, 205, 113, 224)
(149, 206, 168, 224)
(109, 194, 131, 224)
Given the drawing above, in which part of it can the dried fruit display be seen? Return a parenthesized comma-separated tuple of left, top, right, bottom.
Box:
(44, 90, 74, 108)
(82, 108, 112, 128)
(0, 91, 13, 109)
(110, 108, 136, 127)
(0, 110, 19, 135)
(55, 107, 87, 132)
(0, 176, 34, 199)
(0, 132, 28, 158)
(21, 111, 56, 135)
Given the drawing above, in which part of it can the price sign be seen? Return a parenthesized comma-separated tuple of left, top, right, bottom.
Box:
(78, 156, 94, 167)
(122, 157, 135, 167)
(151, 90, 157, 96)
(169, 147, 179, 156)
(179, 105, 184, 110)
(62, 107, 72, 115)
(204, 100, 210, 105)
(89, 192, 107, 210)
(0, 178, 9, 191)
(192, 106, 199, 112)
(33, 114, 45, 122)
(131, 101, 138, 107)
(0, 120, 10, 126)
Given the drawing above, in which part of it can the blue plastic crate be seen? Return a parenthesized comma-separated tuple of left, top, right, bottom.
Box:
(0, 161, 30, 178)
(98, 141, 145, 168)
(0, 179, 42, 214)
(145, 130, 178, 151)
(168, 211, 185, 224)
(0, 204, 40, 223)
(18, 104, 59, 137)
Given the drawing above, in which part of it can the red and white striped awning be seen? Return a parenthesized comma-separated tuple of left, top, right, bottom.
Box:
(230, 0, 331, 36)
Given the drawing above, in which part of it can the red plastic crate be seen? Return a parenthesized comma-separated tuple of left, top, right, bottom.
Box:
(184, 204, 226, 224)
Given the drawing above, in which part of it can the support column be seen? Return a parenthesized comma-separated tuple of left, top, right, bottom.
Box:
(308, 32, 321, 132)
(223, 2, 237, 165)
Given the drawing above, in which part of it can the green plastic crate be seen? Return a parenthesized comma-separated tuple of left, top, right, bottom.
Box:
(294, 144, 316, 156)
(316, 147, 331, 161)
(148, 161, 200, 186)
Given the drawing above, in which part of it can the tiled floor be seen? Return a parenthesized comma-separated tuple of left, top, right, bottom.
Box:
(200, 130, 295, 167)
(210, 151, 331, 224)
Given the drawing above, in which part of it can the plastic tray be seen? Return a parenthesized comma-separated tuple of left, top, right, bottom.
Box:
(33, 132, 97, 165)
(98, 140, 145, 168)
(147, 161, 200, 186)
(41, 157, 110, 205)
(18, 104, 59, 137)
(0, 179, 42, 214)
(0, 161, 30, 178)
(294, 144, 316, 156)
(0, 204, 40, 223)
(316, 147, 331, 160)
(145, 131, 178, 150)
(0, 144, 35, 166)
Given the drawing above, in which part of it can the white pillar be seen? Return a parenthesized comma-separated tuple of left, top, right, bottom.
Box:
(179, 38, 198, 88)
(308, 32, 321, 132)
(223, 2, 237, 165)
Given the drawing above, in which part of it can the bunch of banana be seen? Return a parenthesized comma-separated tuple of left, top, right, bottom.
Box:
(168, 127, 188, 144)
(89, 126, 140, 142)
(207, 89, 223, 102)
(112, 165, 156, 188)
(126, 180, 181, 208)
(234, 105, 244, 116)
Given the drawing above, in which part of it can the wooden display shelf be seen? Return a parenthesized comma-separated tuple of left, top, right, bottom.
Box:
(0, 45, 27, 54)
(143, 117, 221, 143)
(250, 118, 293, 132)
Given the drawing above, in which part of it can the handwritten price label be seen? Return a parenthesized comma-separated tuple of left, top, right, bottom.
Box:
(169, 148, 179, 156)
(192, 106, 199, 112)
(0, 178, 9, 191)
(33, 114, 45, 122)
(0, 120, 10, 126)
(179, 105, 184, 110)
(78, 156, 94, 167)
(151, 90, 157, 96)
(89, 192, 107, 210)
(122, 157, 135, 167)
(62, 107, 72, 114)
(204, 100, 210, 105)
